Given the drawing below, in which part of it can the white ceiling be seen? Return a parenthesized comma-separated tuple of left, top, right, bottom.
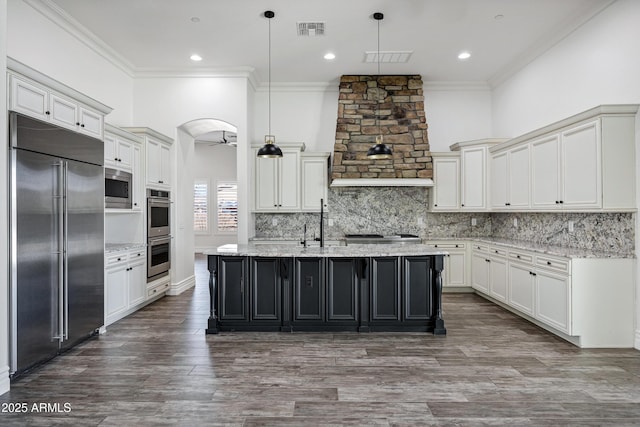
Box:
(46, 0, 614, 86)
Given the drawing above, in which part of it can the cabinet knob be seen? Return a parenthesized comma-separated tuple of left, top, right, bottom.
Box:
(81, 124, 85, 128)
(547, 261, 552, 265)
(555, 201, 560, 204)
(45, 111, 50, 115)
(159, 180, 164, 184)
(76, 122, 80, 126)
(517, 255, 521, 258)
(117, 257, 121, 261)
(434, 204, 438, 207)
(455, 244, 459, 248)
(461, 203, 465, 207)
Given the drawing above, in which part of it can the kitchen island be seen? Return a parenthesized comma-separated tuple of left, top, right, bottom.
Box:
(203, 244, 448, 335)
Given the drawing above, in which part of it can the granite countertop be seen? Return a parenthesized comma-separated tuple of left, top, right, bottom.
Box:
(428, 237, 634, 259)
(203, 243, 448, 258)
(105, 242, 147, 253)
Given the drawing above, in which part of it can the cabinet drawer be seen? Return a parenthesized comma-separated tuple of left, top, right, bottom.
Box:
(509, 250, 533, 264)
(106, 252, 128, 267)
(536, 255, 570, 274)
(129, 250, 145, 261)
(473, 244, 489, 253)
(431, 242, 466, 250)
(148, 281, 170, 297)
(488, 247, 507, 257)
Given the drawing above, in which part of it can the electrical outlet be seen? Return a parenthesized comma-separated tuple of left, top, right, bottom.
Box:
(417, 217, 424, 225)
(328, 218, 334, 226)
(513, 218, 518, 227)
(272, 217, 277, 226)
(471, 218, 477, 226)
(568, 221, 574, 232)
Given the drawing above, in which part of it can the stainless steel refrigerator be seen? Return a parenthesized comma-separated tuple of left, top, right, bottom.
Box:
(9, 112, 105, 376)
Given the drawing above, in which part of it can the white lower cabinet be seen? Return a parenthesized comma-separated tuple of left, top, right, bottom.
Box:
(427, 242, 468, 288)
(105, 248, 147, 326)
(470, 242, 635, 348)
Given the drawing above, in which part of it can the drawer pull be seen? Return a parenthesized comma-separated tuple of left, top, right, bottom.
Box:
(516, 255, 521, 259)
(547, 261, 552, 265)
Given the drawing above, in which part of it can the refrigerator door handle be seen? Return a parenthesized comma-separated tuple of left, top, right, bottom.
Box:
(63, 161, 69, 342)
(53, 160, 64, 343)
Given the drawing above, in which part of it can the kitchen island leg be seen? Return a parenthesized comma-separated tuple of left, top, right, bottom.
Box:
(206, 255, 219, 334)
(432, 255, 446, 335)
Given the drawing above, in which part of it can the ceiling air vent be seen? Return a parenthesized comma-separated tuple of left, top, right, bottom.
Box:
(297, 22, 325, 36)
(364, 51, 413, 63)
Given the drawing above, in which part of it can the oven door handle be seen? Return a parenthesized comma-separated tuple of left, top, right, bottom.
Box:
(149, 236, 171, 245)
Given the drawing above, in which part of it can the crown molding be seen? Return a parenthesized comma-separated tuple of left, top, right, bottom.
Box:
(24, 0, 136, 77)
(423, 81, 491, 92)
(255, 82, 338, 93)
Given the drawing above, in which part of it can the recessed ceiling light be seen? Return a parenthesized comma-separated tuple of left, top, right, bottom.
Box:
(324, 52, 336, 60)
(190, 54, 203, 61)
(191, 17, 200, 23)
(494, 14, 504, 20)
(458, 51, 471, 60)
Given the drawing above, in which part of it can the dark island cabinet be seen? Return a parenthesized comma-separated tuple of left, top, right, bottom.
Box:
(403, 256, 433, 321)
(326, 258, 359, 326)
(251, 257, 291, 328)
(292, 257, 324, 326)
(369, 257, 401, 322)
(218, 256, 248, 322)
(206, 253, 445, 335)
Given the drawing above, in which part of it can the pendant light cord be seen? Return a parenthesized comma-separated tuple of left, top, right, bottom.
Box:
(268, 14, 272, 139)
(377, 16, 381, 142)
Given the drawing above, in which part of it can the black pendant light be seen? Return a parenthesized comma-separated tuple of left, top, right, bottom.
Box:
(257, 10, 283, 158)
(367, 12, 393, 160)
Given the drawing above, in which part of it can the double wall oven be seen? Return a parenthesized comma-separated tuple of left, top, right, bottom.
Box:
(147, 189, 171, 281)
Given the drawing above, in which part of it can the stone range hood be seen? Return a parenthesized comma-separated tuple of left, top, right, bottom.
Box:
(331, 75, 433, 187)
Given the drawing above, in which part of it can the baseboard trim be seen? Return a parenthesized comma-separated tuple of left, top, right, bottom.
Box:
(169, 275, 195, 296)
(0, 365, 10, 395)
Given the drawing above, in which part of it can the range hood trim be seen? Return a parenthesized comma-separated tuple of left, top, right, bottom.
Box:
(330, 178, 434, 187)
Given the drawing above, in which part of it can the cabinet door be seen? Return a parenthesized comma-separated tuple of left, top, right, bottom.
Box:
(445, 250, 466, 287)
(535, 270, 571, 334)
(218, 257, 248, 321)
(146, 138, 162, 185)
(132, 144, 143, 211)
(509, 144, 530, 208)
(251, 258, 282, 321)
(294, 258, 324, 321)
(461, 147, 486, 210)
(10, 76, 49, 120)
(370, 257, 400, 321)
(432, 157, 460, 210)
(562, 121, 601, 208)
(279, 150, 300, 210)
(508, 262, 535, 316)
(531, 135, 561, 209)
(471, 252, 489, 294)
(105, 265, 128, 319)
(254, 155, 279, 211)
(116, 139, 133, 170)
(49, 93, 78, 131)
(490, 151, 508, 208)
(402, 257, 432, 320)
(327, 258, 358, 322)
(77, 107, 103, 139)
(128, 259, 147, 307)
(301, 157, 328, 211)
(104, 133, 118, 167)
(489, 256, 508, 303)
(159, 143, 171, 186)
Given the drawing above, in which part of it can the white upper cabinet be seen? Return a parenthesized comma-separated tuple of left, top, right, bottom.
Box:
(531, 134, 561, 209)
(491, 142, 530, 210)
(301, 153, 330, 212)
(490, 151, 508, 209)
(254, 144, 303, 212)
(104, 124, 144, 211)
(8, 65, 109, 140)
(123, 128, 174, 191)
(430, 153, 460, 211)
(561, 121, 601, 208)
(460, 146, 486, 210)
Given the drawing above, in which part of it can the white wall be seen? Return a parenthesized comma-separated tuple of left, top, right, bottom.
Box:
(253, 83, 493, 154)
(0, 0, 10, 397)
(194, 144, 237, 251)
(491, 0, 640, 349)
(7, 0, 134, 125)
(133, 76, 251, 288)
(424, 84, 493, 151)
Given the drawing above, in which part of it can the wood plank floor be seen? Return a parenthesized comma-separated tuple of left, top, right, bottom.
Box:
(2, 254, 640, 426)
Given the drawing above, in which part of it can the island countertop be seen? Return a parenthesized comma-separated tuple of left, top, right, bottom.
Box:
(202, 243, 449, 258)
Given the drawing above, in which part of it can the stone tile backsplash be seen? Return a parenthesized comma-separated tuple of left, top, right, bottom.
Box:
(254, 188, 634, 255)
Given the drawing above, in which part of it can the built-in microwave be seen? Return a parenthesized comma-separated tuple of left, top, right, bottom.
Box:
(105, 168, 132, 209)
